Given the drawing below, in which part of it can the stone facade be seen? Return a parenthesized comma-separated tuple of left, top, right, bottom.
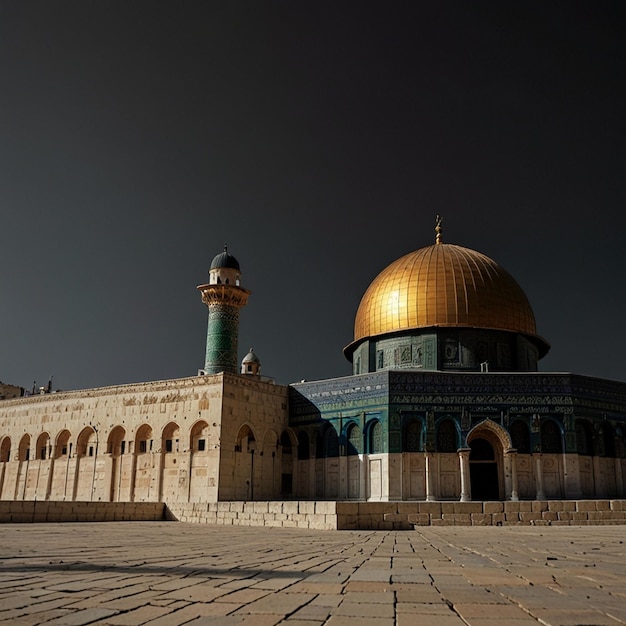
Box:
(290, 371, 626, 502)
(0, 373, 288, 504)
(1, 370, 625, 507)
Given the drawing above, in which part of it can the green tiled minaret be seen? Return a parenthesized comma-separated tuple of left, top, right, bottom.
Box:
(197, 247, 250, 375)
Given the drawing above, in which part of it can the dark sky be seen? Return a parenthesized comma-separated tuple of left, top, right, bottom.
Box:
(1, 1, 624, 390)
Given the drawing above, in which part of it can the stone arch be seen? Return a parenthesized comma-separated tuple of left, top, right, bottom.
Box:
(0, 436, 11, 500)
(260, 430, 279, 499)
(367, 420, 383, 454)
(280, 428, 297, 450)
(234, 424, 257, 500)
(576, 420, 594, 455)
(134, 424, 154, 455)
(323, 425, 339, 458)
(436, 418, 458, 452)
(47, 430, 71, 500)
(467, 419, 513, 452)
(18, 434, 31, 461)
(162, 421, 181, 454)
(403, 417, 423, 452)
(467, 420, 512, 501)
(346, 422, 362, 455)
(107, 426, 126, 456)
(55, 430, 72, 458)
(0, 436, 11, 462)
(297, 431, 310, 460)
(107, 426, 127, 502)
(133, 424, 155, 502)
(600, 423, 616, 458)
(35, 432, 51, 460)
(262, 429, 279, 451)
(76, 427, 97, 458)
(510, 419, 530, 454)
(235, 423, 257, 452)
(190, 420, 210, 453)
(188, 419, 212, 503)
(74, 427, 99, 501)
(322, 425, 340, 498)
(189, 419, 211, 501)
(160, 421, 184, 503)
(541, 419, 563, 454)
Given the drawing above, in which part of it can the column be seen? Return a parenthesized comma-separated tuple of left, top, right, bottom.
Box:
(187, 449, 194, 503)
(46, 445, 56, 500)
(534, 454, 546, 500)
(338, 451, 348, 500)
(507, 449, 519, 501)
(128, 441, 137, 502)
(424, 451, 435, 501)
(154, 451, 163, 502)
(615, 457, 624, 497)
(458, 448, 471, 502)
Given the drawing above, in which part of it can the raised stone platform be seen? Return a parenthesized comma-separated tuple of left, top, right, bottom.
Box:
(165, 499, 626, 529)
(0, 501, 165, 523)
(2, 500, 625, 528)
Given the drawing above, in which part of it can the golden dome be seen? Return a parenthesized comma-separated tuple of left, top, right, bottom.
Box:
(352, 241, 542, 346)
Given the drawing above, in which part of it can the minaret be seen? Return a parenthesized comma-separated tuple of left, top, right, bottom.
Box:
(197, 246, 251, 375)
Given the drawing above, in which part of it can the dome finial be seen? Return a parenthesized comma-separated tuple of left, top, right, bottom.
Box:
(435, 215, 443, 244)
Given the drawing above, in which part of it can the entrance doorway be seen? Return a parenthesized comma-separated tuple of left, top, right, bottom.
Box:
(469, 437, 499, 500)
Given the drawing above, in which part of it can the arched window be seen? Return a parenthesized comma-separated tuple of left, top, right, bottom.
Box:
(403, 419, 422, 452)
(36, 432, 50, 460)
(76, 427, 97, 458)
(135, 424, 153, 455)
(18, 434, 30, 461)
(369, 421, 383, 454)
(541, 420, 562, 454)
(235, 425, 255, 453)
(436, 419, 457, 453)
(55, 430, 71, 458)
(315, 430, 324, 458)
(190, 421, 209, 452)
(162, 422, 180, 454)
(601, 423, 615, 458)
(107, 426, 126, 456)
(0, 437, 11, 463)
(280, 431, 293, 454)
(324, 427, 339, 458)
(297, 431, 309, 460)
(510, 420, 530, 454)
(576, 421, 594, 456)
(347, 424, 362, 455)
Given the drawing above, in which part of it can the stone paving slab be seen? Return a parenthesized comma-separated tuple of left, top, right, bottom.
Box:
(0, 522, 625, 625)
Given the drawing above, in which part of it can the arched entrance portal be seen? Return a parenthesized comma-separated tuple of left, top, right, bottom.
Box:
(469, 438, 499, 500)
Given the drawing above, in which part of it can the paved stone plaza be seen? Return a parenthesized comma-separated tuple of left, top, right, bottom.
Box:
(0, 523, 624, 625)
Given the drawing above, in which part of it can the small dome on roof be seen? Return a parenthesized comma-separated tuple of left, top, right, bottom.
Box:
(241, 348, 261, 376)
(210, 245, 240, 270)
(242, 348, 260, 364)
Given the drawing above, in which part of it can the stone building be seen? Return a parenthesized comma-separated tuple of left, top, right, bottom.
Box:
(1, 223, 625, 504)
(0, 382, 22, 401)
